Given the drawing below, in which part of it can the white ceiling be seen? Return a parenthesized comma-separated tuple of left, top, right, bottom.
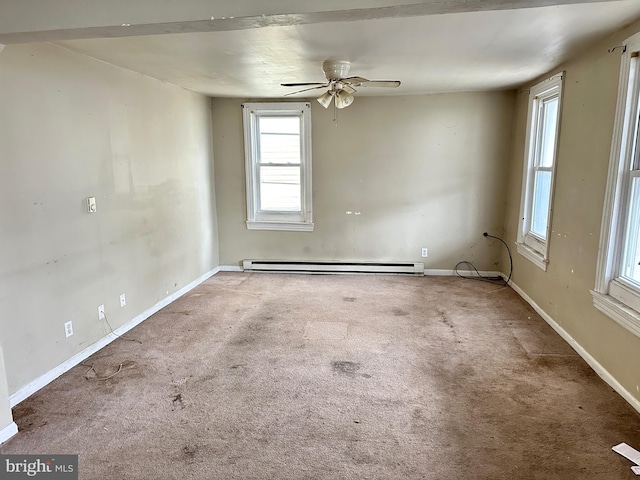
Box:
(6, 0, 640, 97)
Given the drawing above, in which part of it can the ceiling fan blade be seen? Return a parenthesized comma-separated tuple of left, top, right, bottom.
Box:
(342, 85, 357, 94)
(343, 76, 369, 84)
(284, 85, 328, 96)
(359, 80, 401, 88)
(281, 82, 328, 87)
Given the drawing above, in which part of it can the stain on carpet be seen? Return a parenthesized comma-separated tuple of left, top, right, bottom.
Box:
(182, 445, 198, 459)
(436, 308, 453, 329)
(171, 393, 185, 410)
(12, 402, 48, 432)
(332, 361, 360, 375)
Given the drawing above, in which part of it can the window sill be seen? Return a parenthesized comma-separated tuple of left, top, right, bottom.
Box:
(516, 242, 548, 271)
(246, 221, 314, 232)
(591, 290, 640, 338)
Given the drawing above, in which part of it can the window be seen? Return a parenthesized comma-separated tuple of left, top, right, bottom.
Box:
(516, 73, 564, 270)
(593, 32, 640, 338)
(242, 102, 313, 231)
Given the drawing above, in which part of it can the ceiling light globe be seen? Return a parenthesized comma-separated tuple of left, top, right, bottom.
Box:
(317, 91, 333, 108)
(335, 91, 354, 109)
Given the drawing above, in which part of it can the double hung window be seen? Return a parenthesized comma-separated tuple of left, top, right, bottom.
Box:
(242, 102, 313, 231)
(516, 74, 564, 270)
(593, 32, 640, 337)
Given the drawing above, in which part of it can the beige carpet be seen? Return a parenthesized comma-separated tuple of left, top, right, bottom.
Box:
(2, 273, 640, 479)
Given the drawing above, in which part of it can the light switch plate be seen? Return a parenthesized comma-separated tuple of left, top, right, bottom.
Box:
(87, 197, 97, 213)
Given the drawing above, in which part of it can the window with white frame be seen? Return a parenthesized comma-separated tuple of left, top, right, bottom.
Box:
(516, 73, 564, 270)
(593, 32, 640, 338)
(242, 102, 313, 231)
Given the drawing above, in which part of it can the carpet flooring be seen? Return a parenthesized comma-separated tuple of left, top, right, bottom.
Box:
(2, 273, 640, 479)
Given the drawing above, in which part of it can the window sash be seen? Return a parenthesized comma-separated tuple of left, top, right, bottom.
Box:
(534, 96, 559, 168)
(257, 117, 301, 167)
(256, 164, 302, 212)
(524, 91, 560, 244)
(526, 166, 553, 241)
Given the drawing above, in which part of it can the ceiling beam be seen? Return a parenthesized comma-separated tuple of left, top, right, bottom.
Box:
(0, 0, 623, 44)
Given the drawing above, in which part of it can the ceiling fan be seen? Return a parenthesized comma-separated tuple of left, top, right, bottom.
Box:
(281, 60, 401, 109)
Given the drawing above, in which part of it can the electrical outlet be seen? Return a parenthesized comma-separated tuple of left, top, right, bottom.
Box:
(98, 304, 105, 320)
(120, 293, 126, 307)
(421, 247, 428, 258)
(64, 321, 73, 338)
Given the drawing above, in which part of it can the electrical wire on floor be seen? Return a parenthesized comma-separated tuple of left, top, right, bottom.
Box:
(82, 312, 141, 381)
(102, 312, 142, 345)
(82, 359, 125, 381)
(454, 232, 513, 287)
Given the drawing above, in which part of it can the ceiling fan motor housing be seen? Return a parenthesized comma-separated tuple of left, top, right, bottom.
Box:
(322, 60, 351, 80)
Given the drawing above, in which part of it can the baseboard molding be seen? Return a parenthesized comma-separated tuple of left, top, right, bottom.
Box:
(0, 422, 18, 444)
(508, 279, 640, 415)
(219, 265, 244, 272)
(425, 269, 503, 277)
(9, 266, 221, 407)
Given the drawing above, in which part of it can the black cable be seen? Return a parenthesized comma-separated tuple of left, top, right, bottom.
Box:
(454, 232, 513, 286)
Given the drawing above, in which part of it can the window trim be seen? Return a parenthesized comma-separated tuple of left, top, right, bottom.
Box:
(592, 31, 640, 338)
(516, 73, 564, 271)
(242, 102, 313, 232)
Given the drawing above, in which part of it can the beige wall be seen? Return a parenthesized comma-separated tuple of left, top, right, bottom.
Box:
(0, 43, 218, 395)
(503, 19, 640, 403)
(213, 92, 514, 269)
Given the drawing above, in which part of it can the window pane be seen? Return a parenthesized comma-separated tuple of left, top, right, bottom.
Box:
(538, 96, 559, 168)
(530, 170, 552, 238)
(259, 116, 300, 165)
(259, 166, 301, 211)
(622, 176, 640, 282)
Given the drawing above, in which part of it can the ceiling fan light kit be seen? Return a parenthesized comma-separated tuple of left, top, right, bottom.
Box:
(282, 60, 401, 110)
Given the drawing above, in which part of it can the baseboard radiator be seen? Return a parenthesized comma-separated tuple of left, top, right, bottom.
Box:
(242, 260, 425, 275)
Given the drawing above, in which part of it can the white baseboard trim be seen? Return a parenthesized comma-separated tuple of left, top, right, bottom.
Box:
(219, 265, 244, 272)
(425, 269, 503, 277)
(0, 422, 18, 445)
(508, 279, 640, 415)
(9, 266, 221, 407)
